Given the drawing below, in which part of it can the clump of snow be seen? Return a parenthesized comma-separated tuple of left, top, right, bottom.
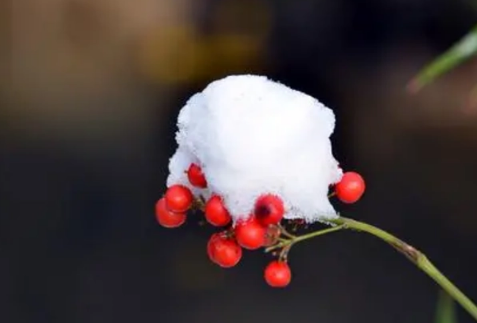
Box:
(167, 74, 342, 223)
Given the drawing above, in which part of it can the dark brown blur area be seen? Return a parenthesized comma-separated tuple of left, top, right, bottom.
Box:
(1, 0, 477, 322)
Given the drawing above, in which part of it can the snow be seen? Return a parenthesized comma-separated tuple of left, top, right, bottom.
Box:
(166, 74, 343, 223)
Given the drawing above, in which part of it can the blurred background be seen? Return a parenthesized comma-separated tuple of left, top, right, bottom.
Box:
(2, 0, 477, 322)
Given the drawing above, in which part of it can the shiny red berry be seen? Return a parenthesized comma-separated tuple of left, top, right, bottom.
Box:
(155, 198, 186, 228)
(205, 195, 231, 227)
(165, 184, 193, 212)
(264, 261, 291, 288)
(234, 217, 266, 250)
(335, 171, 366, 204)
(207, 233, 221, 263)
(207, 233, 242, 268)
(254, 194, 285, 226)
(187, 163, 207, 188)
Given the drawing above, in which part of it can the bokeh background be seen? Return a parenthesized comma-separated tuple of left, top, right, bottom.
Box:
(2, 0, 477, 322)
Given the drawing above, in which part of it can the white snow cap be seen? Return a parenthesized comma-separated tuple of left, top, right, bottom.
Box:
(167, 74, 343, 223)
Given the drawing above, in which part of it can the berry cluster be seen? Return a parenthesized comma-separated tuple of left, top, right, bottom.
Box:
(155, 164, 365, 288)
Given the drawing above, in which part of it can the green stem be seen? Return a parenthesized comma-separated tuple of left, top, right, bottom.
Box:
(292, 224, 345, 243)
(330, 217, 477, 321)
(267, 216, 477, 320)
(264, 225, 345, 252)
(278, 224, 297, 239)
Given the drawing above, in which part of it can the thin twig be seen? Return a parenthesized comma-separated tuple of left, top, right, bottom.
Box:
(264, 216, 477, 321)
(277, 223, 296, 239)
(330, 217, 477, 321)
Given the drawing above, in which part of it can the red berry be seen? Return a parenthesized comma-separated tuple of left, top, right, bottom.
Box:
(254, 194, 285, 226)
(335, 171, 365, 204)
(264, 261, 292, 288)
(207, 233, 221, 263)
(205, 195, 231, 227)
(165, 184, 193, 212)
(155, 198, 186, 228)
(187, 163, 207, 188)
(207, 233, 242, 268)
(234, 217, 266, 250)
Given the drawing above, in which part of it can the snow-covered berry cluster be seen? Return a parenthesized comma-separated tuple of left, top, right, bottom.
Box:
(155, 75, 365, 288)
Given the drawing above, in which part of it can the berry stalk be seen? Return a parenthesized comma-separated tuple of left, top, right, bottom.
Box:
(264, 224, 344, 252)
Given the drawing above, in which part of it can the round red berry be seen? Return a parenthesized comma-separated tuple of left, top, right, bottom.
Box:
(264, 261, 292, 288)
(335, 171, 365, 204)
(165, 184, 193, 212)
(187, 163, 207, 188)
(207, 233, 221, 263)
(207, 233, 242, 268)
(205, 195, 231, 227)
(254, 194, 285, 226)
(155, 198, 186, 228)
(234, 217, 266, 250)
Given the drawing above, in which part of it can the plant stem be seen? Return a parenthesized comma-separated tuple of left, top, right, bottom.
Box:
(267, 216, 477, 320)
(264, 225, 344, 252)
(330, 216, 477, 321)
(278, 224, 297, 239)
(292, 224, 345, 243)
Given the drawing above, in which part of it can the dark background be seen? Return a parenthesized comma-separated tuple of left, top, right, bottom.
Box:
(2, 0, 477, 322)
